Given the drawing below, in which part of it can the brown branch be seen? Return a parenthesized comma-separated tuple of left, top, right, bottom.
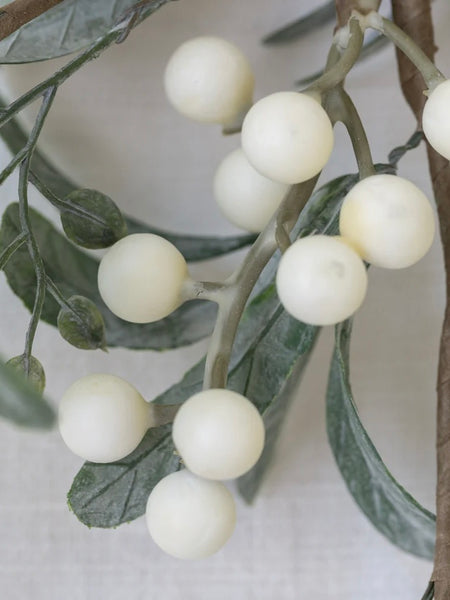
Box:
(390, 1, 450, 599)
(0, 0, 64, 42)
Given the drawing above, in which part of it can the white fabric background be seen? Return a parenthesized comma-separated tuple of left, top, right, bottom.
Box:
(0, 0, 448, 598)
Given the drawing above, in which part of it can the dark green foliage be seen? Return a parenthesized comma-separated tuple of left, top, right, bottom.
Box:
(60, 189, 127, 249)
(326, 320, 436, 559)
(68, 425, 181, 528)
(0, 203, 217, 350)
(6, 354, 46, 394)
(57, 295, 107, 350)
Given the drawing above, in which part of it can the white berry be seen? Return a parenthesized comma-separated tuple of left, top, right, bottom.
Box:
(146, 470, 236, 559)
(339, 174, 435, 269)
(59, 374, 150, 463)
(241, 91, 334, 184)
(423, 80, 450, 160)
(98, 233, 188, 323)
(172, 389, 265, 480)
(276, 235, 368, 326)
(164, 36, 254, 126)
(213, 148, 290, 232)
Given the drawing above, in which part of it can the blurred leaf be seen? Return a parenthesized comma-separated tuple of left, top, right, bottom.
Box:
(67, 424, 181, 528)
(57, 295, 106, 350)
(0, 203, 217, 350)
(0, 96, 255, 261)
(6, 354, 46, 394)
(0, 358, 54, 428)
(0, 0, 173, 64)
(326, 320, 436, 559)
(60, 189, 127, 249)
(263, 1, 335, 45)
(296, 33, 390, 87)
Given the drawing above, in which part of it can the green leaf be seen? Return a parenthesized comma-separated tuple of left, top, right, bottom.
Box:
(0, 0, 173, 64)
(262, 1, 335, 45)
(67, 424, 181, 528)
(67, 171, 355, 527)
(0, 95, 255, 261)
(296, 33, 390, 87)
(60, 189, 127, 249)
(57, 295, 106, 350)
(326, 320, 436, 559)
(0, 358, 54, 428)
(0, 203, 217, 350)
(6, 354, 46, 394)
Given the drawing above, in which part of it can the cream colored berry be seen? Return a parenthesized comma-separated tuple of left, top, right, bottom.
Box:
(276, 235, 368, 326)
(59, 374, 150, 463)
(164, 36, 254, 126)
(213, 149, 290, 232)
(98, 233, 188, 323)
(423, 80, 450, 160)
(146, 470, 236, 559)
(339, 174, 435, 269)
(241, 91, 334, 184)
(172, 389, 265, 480)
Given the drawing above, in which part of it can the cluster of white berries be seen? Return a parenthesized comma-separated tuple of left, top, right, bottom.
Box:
(164, 35, 438, 326)
(164, 36, 334, 233)
(58, 35, 449, 561)
(59, 378, 264, 559)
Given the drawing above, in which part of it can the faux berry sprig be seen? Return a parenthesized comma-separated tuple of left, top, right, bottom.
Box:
(53, 8, 447, 564)
(0, 1, 448, 597)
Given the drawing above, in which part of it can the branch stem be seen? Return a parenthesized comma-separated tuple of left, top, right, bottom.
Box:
(325, 86, 376, 178)
(0, 231, 26, 269)
(367, 14, 445, 89)
(203, 178, 318, 390)
(18, 86, 56, 374)
(0, 145, 27, 185)
(303, 18, 364, 94)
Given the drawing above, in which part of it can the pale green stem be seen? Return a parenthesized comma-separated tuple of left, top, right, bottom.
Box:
(203, 178, 318, 390)
(367, 14, 446, 90)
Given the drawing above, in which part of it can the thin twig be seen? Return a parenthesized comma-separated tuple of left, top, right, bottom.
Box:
(0, 231, 26, 269)
(324, 86, 376, 178)
(303, 18, 364, 94)
(0, 145, 27, 185)
(18, 86, 57, 374)
(44, 275, 73, 312)
(367, 14, 445, 89)
(203, 178, 318, 390)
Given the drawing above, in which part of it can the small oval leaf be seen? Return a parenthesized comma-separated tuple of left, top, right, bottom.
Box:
(6, 354, 46, 394)
(0, 359, 54, 429)
(57, 295, 106, 350)
(61, 189, 127, 249)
